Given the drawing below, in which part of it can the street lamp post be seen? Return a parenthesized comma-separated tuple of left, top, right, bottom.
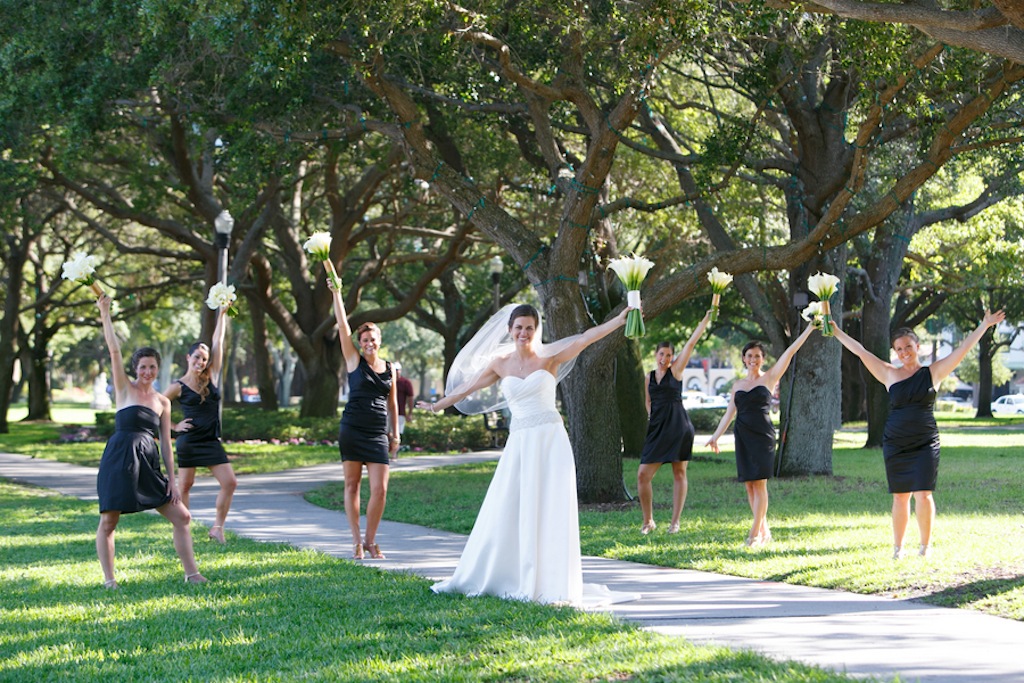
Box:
(213, 210, 234, 413)
(214, 210, 234, 285)
(490, 255, 504, 314)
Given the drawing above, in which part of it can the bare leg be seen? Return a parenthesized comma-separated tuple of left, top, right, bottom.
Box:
(207, 463, 238, 543)
(891, 492, 912, 558)
(362, 463, 390, 558)
(156, 500, 204, 581)
(745, 480, 769, 545)
(343, 460, 365, 557)
(97, 511, 120, 586)
(178, 467, 197, 509)
(637, 463, 660, 533)
(669, 461, 689, 530)
(914, 490, 935, 554)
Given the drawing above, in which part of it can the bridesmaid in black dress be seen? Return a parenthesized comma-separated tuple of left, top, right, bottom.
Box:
(830, 310, 1004, 559)
(95, 294, 206, 588)
(637, 310, 711, 535)
(708, 324, 816, 547)
(329, 278, 400, 560)
(164, 305, 237, 544)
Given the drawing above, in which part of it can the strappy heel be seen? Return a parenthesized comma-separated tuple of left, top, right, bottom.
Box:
(365, 543, 385, 559)
(103, 578, 120, 590)
(640, 521, 656, 535)
(353, 542, 364, 560)
(185, 572, 208, 584)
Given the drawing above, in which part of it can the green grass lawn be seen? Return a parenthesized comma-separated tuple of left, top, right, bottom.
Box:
(0, 482, 870, 683)
(310, 425, 1024, 622)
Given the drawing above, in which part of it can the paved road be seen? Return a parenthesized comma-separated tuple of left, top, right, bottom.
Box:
(2, 450, 1021, 683)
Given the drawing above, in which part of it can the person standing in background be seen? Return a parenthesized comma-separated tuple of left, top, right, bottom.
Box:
(637, 310, 712, 535)
(394, 362, 415, 438)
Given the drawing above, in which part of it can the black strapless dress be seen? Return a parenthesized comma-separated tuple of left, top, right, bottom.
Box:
(883, 366, 940, 493)
(175, 381, 229, 468)
(640, 371, 694, 464)
(339, 358, 392, 465)
(733, 386, 775, 482)
(97, 405, 172, 513)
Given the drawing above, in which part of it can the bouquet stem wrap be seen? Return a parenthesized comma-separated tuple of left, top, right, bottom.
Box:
(820, 300, 833, 337)
(322, 260, 342, 291)
(625, 291, 644, 338)
(711, 292, 721, 322)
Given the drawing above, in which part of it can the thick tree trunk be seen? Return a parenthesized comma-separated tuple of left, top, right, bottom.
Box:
(250, 306, 280, 411)
(24, 343, 52, 421)
(298, 345, 342, 418)
(616, 342, 647, 459)
(562, 350, 627, 503)
(776, 330, 838, 476)
(0, 241, 27, 432)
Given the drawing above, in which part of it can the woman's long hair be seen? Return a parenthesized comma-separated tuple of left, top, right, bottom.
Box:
(187, 341, 212, 402)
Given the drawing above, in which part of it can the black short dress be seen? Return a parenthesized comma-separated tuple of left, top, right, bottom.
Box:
(175, 381, 229, 468)
(97, 405, 172, 513)
(640, 371, 695, 464)
(733, 386, 775, 482)
(339, 358, 392, 465)
(883, 366, 940, 493)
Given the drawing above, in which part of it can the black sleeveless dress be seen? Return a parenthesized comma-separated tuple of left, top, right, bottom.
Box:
(733, 386, 775, 482)
(883, 366, 940, 493)
(97, 405, 172, 513)
(640, 371, 695, 464)
(175, 381, 229, 468)
(339, 357, 392, 465)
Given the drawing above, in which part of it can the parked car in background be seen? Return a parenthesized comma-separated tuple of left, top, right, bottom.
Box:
(990, 394, 1024, 415)
(682, 391, 728, 410)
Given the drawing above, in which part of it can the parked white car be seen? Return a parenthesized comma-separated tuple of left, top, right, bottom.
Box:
(682, 391, 728, 410)
(990, 394, 1024, 415)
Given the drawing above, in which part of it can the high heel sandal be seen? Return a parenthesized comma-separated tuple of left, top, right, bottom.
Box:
(640, 521, 657, 535)
(208, 525, 226, 545)
(892, 545, 904, 560)
(918, 544, 931, 558)
(103, 579, 120, 590)
(667, 522, 680, 534)
(185, 572, 208, 584)
(353, 542, 364, 560)
(365, 543, 386, 559)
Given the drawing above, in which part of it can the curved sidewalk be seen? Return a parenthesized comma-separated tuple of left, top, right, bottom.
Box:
(2, 450, 1022, 683)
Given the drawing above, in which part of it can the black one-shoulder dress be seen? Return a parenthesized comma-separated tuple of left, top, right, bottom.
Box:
(97, 405, 172, 513)
(640, 371, 695, 464)
(175, 381, 229, 468)
(733, 386, 775, 482)
(339, 358, 392, 465)
(883, 366, 940, 493)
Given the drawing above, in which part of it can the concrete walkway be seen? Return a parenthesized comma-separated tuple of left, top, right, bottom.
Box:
(1, 450, 1022, 683)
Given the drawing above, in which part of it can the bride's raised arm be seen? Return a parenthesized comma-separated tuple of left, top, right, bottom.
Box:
(547, 307, 631, 366)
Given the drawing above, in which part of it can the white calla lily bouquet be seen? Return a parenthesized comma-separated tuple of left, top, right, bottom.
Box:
(706, 267, 733, 322)
(807, 272, 840, 336)
(61, 252, 103, 296)
(608, 254, 654, 338)
(303, 231, 341, 289)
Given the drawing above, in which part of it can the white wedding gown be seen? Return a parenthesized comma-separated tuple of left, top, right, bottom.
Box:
(432, 370, 639, 607)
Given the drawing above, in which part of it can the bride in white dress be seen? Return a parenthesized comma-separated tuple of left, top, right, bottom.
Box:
(417, 303, 637, 607)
